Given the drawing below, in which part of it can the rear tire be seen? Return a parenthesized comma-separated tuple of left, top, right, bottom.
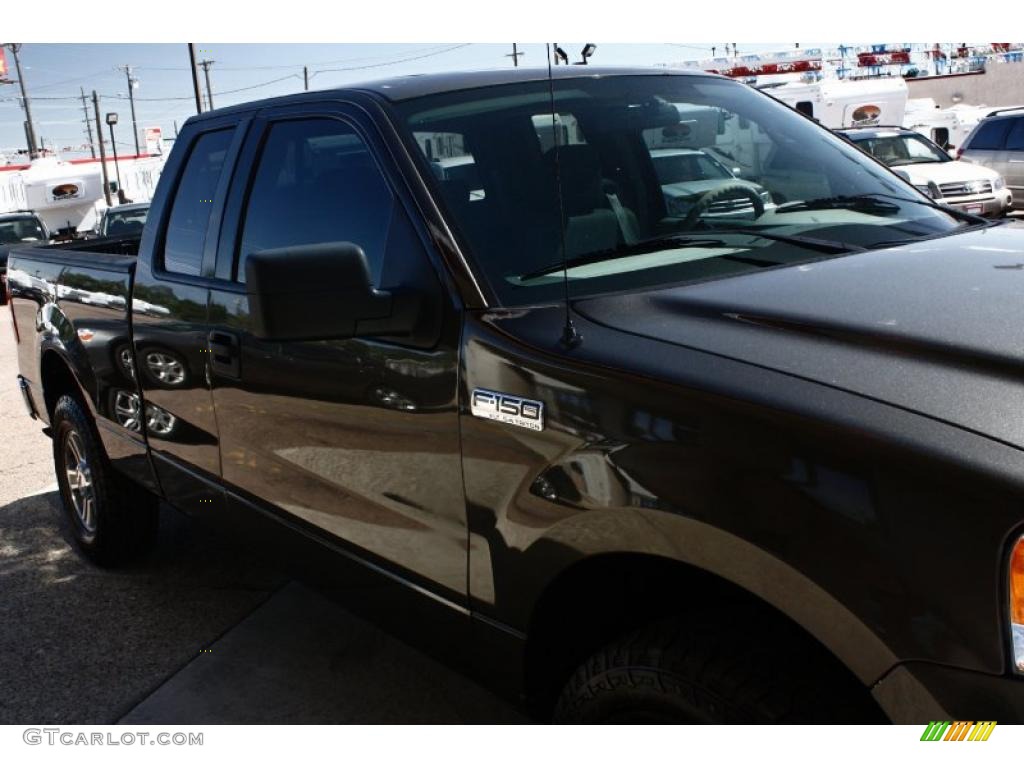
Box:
(52, 394, 158, 566)
(553, 615, 883, 724)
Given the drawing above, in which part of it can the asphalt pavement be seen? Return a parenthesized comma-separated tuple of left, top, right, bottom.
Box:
(0, 308, 523, 724)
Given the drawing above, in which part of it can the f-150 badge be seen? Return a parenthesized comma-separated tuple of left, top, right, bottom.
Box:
(470, 389, 544, 432)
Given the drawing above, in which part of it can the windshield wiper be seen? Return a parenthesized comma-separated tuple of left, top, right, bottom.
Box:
(774, 194, 902, 214)
(519, 230, 862, 281)
(694, 227, 865, 254)
(774, 192, 985, 224)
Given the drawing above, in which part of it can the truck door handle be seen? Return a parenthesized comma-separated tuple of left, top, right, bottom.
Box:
(208, 330, 240, 379)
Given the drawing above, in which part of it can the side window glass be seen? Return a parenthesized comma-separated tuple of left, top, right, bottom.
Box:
(969, 119, 1010, 151)
(1006, 118, 1024, 152)
(237, 119, 394, 285)
(163, 129, 233, 276)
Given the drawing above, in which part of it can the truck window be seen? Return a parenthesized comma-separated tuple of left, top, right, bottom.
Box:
(1006, 117, 1024, 151)
(968, 118, 1011, 150)
(236, 118, 394, 285)
(162, 129, 233, 276)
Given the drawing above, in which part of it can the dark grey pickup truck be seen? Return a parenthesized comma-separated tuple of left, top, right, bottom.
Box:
(7, 67, 1024, 724)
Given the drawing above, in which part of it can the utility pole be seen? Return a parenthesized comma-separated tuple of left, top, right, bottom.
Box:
(6, 44, 38, 159)
(188, 44, 202, 114)
(119, 65, 140, 156)
(506, 44, 525, 67)
(79, 86, 96, 158)
(92, 90, 112, 206)
(303, 65, 309, 91)
(198, 59, 215, 110)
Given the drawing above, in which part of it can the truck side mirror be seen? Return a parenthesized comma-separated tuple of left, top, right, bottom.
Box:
(245, 242, 418, 342)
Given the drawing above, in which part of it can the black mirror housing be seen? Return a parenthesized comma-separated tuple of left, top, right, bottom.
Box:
(246, 241, 399, 341)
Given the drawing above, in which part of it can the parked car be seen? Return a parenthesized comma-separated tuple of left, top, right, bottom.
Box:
(9, 67, 1024, 724)
(649, 147, 773, 218)
(0, 210, 49, 305)
(96, 202, 150, 237)
(958, 108, 1024, 211)
(838, 126, 1012, 217)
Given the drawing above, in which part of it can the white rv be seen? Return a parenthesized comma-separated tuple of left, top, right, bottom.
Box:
(762, 78, 909, 129)
(904, 98, 1017, 153)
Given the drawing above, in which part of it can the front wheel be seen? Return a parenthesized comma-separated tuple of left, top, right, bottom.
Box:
(53, 395, 159, 565)
(554, 615, 883, 724)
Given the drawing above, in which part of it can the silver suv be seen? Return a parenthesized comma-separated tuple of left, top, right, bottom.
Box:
(958, 108, 1024, 211)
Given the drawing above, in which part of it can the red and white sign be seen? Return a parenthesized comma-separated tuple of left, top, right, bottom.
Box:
(142, 126, 163, 155)
(0, 48, 8, 80)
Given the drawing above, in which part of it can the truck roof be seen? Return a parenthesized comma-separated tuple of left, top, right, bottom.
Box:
(0, 211, 42, 222)
(189, 66, 713, 121)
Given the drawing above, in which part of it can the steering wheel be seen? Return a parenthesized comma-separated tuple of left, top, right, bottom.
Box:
(681, 182, 765, 229)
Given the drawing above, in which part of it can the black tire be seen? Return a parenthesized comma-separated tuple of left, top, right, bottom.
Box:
(52, 394, 159, 566)
(554, 615, 883, 724)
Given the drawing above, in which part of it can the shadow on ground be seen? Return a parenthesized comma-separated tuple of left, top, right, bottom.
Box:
(0, 491, 285, 724)
(0, 491, 527, 724)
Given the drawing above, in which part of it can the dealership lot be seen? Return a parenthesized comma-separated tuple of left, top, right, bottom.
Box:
(0, 310, 523, 724)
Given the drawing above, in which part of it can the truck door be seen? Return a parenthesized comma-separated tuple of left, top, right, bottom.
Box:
(206, 105, 466, 602)
(131, 115, 248, 517)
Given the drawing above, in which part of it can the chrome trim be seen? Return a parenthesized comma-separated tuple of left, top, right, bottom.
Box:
(17, 376, 38, 420)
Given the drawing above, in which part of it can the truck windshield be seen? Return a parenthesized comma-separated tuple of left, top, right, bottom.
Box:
(396, 74, 965, 306)
(0, 217, 46, 245)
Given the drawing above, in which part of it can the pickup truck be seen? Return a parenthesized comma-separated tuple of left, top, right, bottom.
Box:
(7, 67, 1024, 724)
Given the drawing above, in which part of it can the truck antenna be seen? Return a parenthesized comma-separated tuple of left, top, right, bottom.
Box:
(545, 43, 582, 349)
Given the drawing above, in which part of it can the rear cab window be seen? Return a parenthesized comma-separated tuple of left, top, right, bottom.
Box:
(162, 129, 234, 276)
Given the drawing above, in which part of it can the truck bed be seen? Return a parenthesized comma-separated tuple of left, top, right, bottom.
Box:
(7, 233, 142, 434)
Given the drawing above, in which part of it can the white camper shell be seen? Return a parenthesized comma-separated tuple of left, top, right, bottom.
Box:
(763, 78, 909, 129)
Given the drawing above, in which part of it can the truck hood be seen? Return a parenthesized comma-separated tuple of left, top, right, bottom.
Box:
(898, 159, 1000, 186)
(575, 221, 1024, 447)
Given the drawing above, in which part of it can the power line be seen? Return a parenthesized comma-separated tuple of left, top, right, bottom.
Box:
(310, 43, 471, 76)
(4, 44, 473, 106)
(135, 43, 470, 72)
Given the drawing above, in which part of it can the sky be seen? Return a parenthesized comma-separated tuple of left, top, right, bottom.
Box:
(0, 42, 815, 157)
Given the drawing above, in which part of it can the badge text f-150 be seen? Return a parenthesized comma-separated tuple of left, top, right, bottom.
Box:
(470, 389, 544, 431)
(7, 67, 1024, 724)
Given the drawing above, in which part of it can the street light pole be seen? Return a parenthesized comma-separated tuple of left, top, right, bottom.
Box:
(106, 112, 123, 203)
(121, 65, 140, 156)
(6, 44, 38, 159)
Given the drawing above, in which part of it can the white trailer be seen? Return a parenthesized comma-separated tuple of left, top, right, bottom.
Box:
(762, 78, 909, 129)
(904, 98, 1017, 152)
